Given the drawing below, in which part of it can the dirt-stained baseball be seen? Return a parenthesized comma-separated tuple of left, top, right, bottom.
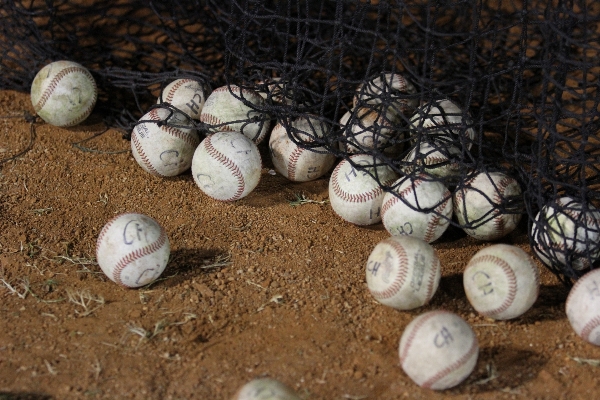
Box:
(131, 108, 199, 177)
(269, 115, 336, 182)
(402, 140, 461, 180)
(96, 213, 170, 288)
(353, 72, 418, 117)
(30, 60, 97, 127)
(339, 106, 399, 154)
(192, 131, 262, 201)
(366, 235, 441, 310)
(454, 171, 523, 241)
(464, 244, 540, 320)
(381, 175, 453, 243)
(566, 268, 600, 346)
(200, 84, 271, 144)
(409, 99, 475, 150)
(158, 78, 211, 120)
(232, 377, 301, 400)
(399, 310, 479, 390)
(531, 196, 600, 271)
(329, 154, 399, 225)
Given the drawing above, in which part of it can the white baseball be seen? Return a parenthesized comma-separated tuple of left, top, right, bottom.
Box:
(200, 84, 271, 144)
(454, 171, 523, 241)
(464, 244, 540, 320)
(232, 378, 301, 400)
(131, 108, 199, 177)
(381, 176, 453, 243)
(192, 131, 262, 201)
(366, 235, 441, 310)
(353, 72, 418, 117)
(158, 78, 211, 119)
(399, 310, 479, 390)
(30, 60, 97, 127)
(566, 268, 600, 346)
(409, 99, 475, 150)
(329, 154, 399, 225)
(531, 196, 600, 271)
(339, 106, 399, 154)
(269, 115, 336, 182)
(401, 140, 461, 180)
(96, 213, 170, 288)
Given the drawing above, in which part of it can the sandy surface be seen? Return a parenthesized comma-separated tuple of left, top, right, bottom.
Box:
(1, 89, 599, 399)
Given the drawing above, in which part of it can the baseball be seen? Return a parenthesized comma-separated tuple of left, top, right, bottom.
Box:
(269, 115, 336, 182)
(399, 310, 479, 390)
(157, 78, 211, 120)
(454, 171, 523, 241)
(131, 107, 200, 177)
(531, 196, 600, 271)
(30, 60, 97, 127)
(401, 140, 462, 180)
(200, 84, 271, 144)
(409, 99, 475, 151)
(463, 244, 540, 320)
(96, 213, 170, 288)
(366, 235, 441, 310)
(566, 268, 600, 346)
(339, 106, 399, 154)
(381, 175, 453, 243)
(232, 378, 301, 400)
(192, 131, 262, 201)
(329, 154, 399, 225)
(353, 72, 418, 117)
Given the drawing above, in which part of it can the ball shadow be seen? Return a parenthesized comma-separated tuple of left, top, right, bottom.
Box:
(0, 393, 53, 400)
(461, 345, 548, 394)
(160, 247, 230, 288)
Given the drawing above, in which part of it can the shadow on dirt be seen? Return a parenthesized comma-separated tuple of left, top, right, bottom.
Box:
(0, 393, 53, 400)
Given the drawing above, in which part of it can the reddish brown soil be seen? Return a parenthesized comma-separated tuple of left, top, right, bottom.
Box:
(1, 89, 599, 399)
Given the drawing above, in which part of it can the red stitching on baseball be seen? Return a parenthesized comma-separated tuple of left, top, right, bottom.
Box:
(287, 145, 304, 181)
(112, 227, 168, 287)
(421, 337, 478, 389)
(200, 113, 235, 131)
(381, 178, 425, 218)
(400, 310, 447, 362)
(96, 214, 125, 257)
(468, 254, 517, 317)
(34, 66, 96, 112)
(424, 257, 440, 303)
(131, 130, 161, 176)
(580, 316, 600, 343)
(424, 195, 451, 243)
(368, 238, 409, 300)
(148, 109, 199, 147)
(164, 79, 193, 104)
(203, 135, 246, 201)
(331, 161, 395, 204)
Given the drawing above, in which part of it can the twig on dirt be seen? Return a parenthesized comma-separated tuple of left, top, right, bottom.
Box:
(29, 207, 53, 215)
(91, 358, 102, 381)
(41, 312, 58, 321)
(44, 359, 58, 376)
(342, 395, 368, 400)
(140, 272, 178, 290)
(288, 192, 329, 207)
(571, 356, 600, 367)
(474, 362, 498, 385)
(0, 276, 28, 299)
(246, 280, 267, 290)
(201, 252, 232, 269)
(257, 294, 284, 312)
(123, 320, 168, 348)
(96, 193, 108, 205)
(66, 289, 105, 317)
(230, 221, 252, 231)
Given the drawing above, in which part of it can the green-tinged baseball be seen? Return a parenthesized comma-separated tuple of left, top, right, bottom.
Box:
(30, 60, 97, 127)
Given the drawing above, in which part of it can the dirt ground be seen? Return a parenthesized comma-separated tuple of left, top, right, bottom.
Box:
(1, 88, 599, 400)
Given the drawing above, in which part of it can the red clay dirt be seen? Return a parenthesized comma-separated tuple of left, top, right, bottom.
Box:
(1, 89, 599, 399)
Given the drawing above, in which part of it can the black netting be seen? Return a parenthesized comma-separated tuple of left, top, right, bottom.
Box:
(1, 0, 599, 285)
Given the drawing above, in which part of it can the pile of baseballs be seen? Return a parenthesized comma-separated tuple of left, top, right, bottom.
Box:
(365, 234, 541, 390)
